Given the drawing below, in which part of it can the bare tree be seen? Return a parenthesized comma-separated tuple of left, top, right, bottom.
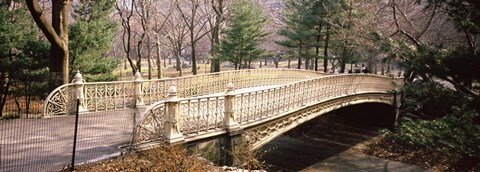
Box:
(174, 0, 213, 75)
(134, 0, 153, 79)
(165, 9, 189, 77)
(115, 0, 138, 75)
(208, 0, 231, 72)
(151, 0, 174, 79)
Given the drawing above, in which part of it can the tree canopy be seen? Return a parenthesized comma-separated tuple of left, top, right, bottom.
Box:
(216, 0, 268, 70)
(0, 1, 49, 117)
(69, 0, 120, 81)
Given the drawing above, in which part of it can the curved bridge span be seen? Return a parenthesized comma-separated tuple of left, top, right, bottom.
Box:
(134, 73, 403, 149)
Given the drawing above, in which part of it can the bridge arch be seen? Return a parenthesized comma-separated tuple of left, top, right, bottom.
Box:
(242, 93, 398, 150)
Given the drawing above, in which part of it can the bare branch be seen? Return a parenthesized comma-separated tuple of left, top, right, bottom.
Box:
(391, 0, 421, 47)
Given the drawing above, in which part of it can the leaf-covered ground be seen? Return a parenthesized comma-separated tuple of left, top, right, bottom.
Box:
(62, 145, 222, 172)
(364, 136, 480, 171)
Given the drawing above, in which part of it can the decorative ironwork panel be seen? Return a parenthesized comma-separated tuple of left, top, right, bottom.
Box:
(134, 103, 166, 144)
(43, 84, 75, 116)
(235, 96, 242, 123)
(178, 96, 225, 136)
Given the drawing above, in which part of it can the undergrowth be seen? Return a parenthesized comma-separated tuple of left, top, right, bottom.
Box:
(384, 112, 480, 157)
(65, 145, 220, 172)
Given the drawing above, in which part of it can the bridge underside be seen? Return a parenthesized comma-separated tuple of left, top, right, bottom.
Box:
(243, 93, 397, 150)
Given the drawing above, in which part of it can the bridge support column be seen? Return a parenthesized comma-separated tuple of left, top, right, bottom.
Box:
(165, 85, 185, 144)
(224, 82, 242, 136)
(134, 72, 144, 107)
(223, 135, 245, 166)
(73, 71, 88, 113)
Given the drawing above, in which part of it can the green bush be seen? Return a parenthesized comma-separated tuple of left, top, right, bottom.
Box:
(401, 81, 469, 119)
(384, 112, 480, 157)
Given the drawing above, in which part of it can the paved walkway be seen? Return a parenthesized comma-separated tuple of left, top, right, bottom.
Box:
(0, 85, 277, 172)
(301, 142, 427, 172)
(0, 109, 134, 172)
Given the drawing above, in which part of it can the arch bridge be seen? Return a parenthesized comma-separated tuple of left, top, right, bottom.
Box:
(131, 72, 403, 150)
(43, 69, 402, 150)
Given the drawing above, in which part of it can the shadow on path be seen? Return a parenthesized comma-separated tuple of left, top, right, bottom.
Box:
(259, 103, 396, 171)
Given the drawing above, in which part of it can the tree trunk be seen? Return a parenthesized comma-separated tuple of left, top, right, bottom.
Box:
(176, 53, 183, 76)
(315, 35, 321, 71)
(305, 58, 309, 70)
(211, 59, 220, 72)
(136, 35, 144, 74)
(26, 0, 71, 91)
(191, 36, 197, 75)
(165, 54, 168, 67)
(311, 59, 315, 70)
(210, 0, 224, 73)
(238, 56, 243, 70)
(323, 27, 330, 73)
(238, 40, 243, 70)
(189, 8, 198, 75)
(147, 36, 152, 79)
(297, 46, 302, 69)
(50, 44, 69, 90)
(155, 40, 163, 79)
(51, 1, 69, 89)
(297, 55, 302, 69)
(367, 55, 373, 75)
(0, 72, 11, 117)
(340, 59, 346, 73)
(314, 24, 322, 71)
(115, 0, 136, 75)
(288, 58, 291, 68)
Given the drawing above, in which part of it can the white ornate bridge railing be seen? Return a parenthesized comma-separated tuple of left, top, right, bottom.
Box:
(42, 69, 323, 117)
(133, 74, 403, 146)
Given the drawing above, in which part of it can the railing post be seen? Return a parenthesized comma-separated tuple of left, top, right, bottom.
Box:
(224, 82, 242, 136)
(73, 71, 88, 112)
(164, 85, 185, 144)
(134, 72, 144, 106)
